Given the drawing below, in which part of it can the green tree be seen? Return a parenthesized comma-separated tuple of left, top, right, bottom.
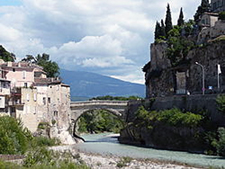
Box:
(21, 53, 60, 77)
(0, 116, 32, 154)
(177, 8, 184, 26)
(165, 4, 173, 37)
(166, 27, 194, 66)
(154, 21, 161, 40)
(159, 19, 166, 38)
(194, 0, 210, 23)
(0, 45, 16, 62)
(219, 11, 225, 20)
(77, 110, 124, 134)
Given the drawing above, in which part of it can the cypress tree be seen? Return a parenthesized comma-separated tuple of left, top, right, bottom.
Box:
(160, 19, 166, 38)
(194, 0, 210, 23)
(177, 8, 184, 26)
(165, 4, 173, 36)
(154, 21, 161, 40)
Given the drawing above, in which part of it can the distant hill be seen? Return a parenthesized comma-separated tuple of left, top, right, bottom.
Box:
(60, 69, 145, 99)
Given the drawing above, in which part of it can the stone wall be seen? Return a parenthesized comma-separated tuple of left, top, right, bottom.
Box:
(151, 94, 225, 126)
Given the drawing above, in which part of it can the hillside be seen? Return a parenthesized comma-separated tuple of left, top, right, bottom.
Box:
(60, 69, 145, 99)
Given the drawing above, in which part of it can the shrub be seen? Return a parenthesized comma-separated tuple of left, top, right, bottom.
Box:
(37, 122, 50, 130)
(213, 127, 225, 156)
(219, 11, 225, 20)
(32, 136, 60, 147)
(0, 116, 32, 154)
(216, 95, 225, 113)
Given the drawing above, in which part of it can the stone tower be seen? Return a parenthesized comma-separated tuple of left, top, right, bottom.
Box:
(211, 0, 225, 12)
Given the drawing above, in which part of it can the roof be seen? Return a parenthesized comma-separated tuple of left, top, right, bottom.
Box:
(34, 77, 61, 86)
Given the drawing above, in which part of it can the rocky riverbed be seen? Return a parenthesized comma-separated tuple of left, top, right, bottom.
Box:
(50, 145, 204, 169)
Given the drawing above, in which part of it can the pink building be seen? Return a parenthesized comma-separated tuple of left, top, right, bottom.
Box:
(0, 61, 46, 88)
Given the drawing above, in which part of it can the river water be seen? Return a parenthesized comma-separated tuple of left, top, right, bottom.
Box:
(74, 133, 225, 168)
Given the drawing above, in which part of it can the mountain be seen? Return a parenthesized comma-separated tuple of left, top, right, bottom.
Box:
(60, 69, 145, 99)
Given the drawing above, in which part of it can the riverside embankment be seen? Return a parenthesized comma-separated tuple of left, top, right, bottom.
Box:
(52, 133, 225, 168)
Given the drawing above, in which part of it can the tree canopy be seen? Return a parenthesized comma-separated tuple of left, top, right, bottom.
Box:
(165, 4, 173, 37)
(0, 45, 16, 62)
(194, 0, 210, 23)
(177, 8, 184, 26)
(21, 53, 60, 77)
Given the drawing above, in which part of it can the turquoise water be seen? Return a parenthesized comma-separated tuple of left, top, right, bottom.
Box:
(74, 133, 225, 168)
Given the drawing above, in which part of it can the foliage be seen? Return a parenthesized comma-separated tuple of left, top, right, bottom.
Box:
(194, 0, 210, 23)
(154, 21, 161, 40)
(31, 136, 60, 147)
(216, 95, 225, 113)
(21, 53, 60, 77)
(219, 12, 225, 21)
(166, 26, 194, 66)
(0, 45, 16, 62)
(116, 157, 133, 168)
(154, 20, 166, 40)
(1, 159, 89, 169)
(160, 19, 166, 39)
(0, 116, 32, 154)
(37, 122, 50, 130)
(177, 8, 184, 26)
(135, 107, 203, 128)
(165, 4, 173, 37)
(90, 95, 142, 101)
(23, 147, 89, 169)
(212, 128, 225, 157)
(77, 110, 124, 134)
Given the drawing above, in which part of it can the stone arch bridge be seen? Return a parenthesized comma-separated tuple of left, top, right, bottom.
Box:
(70, 100, 129, 141)
(70, 100, 129, 122)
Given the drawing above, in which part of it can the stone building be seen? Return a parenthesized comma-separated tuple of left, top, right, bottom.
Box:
(0, 60, 72, 143)
(143, 19, 225, 98)
(211, 0, 225, 12)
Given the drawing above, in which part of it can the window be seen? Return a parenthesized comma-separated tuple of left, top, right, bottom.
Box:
(24, 83, 28, 88)
(48, 97, 51, 103)
(26, 94, 29, 101)
(34, 93, 37, 102)
(23, 70, 26, 79)
(43, 97, 46, 105)
(54, 111, 58, 117)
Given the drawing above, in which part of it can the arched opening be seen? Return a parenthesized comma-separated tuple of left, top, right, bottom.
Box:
(73, 109, 125, 141)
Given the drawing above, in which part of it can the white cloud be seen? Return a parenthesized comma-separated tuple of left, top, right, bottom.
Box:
(0, 0, 201, 84)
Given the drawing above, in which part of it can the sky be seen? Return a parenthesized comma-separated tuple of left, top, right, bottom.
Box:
(0, 0, 201, 84)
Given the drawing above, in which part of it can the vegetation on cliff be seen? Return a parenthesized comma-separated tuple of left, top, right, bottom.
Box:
(120, 104, 225, 157)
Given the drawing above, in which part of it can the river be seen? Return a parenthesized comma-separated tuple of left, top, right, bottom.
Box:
(73, 133, 225, 168)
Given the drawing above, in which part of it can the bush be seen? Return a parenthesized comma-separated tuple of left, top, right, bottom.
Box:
(37, 122, 50, 130)
(219, 11, 225, 20)
(32, 136, 60, 147)
(135, 107, 202, 128)
(0, 116, 32, 154)
(213, 127, 225, 156)
(216, 95, 225, 113)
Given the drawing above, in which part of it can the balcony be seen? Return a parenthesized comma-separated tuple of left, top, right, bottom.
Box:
(8, 100, 24, 106)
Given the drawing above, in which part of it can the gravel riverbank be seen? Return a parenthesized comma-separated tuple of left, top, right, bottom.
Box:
(50, 145, 204, 169)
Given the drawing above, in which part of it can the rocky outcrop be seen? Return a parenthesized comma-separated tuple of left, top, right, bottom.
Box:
(144, 39, 225, 97)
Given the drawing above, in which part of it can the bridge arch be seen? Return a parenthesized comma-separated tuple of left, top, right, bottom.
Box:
(70, 100, 128, 141)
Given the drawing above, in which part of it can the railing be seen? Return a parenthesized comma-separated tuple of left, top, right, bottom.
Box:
(71, 100, 128, 106)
